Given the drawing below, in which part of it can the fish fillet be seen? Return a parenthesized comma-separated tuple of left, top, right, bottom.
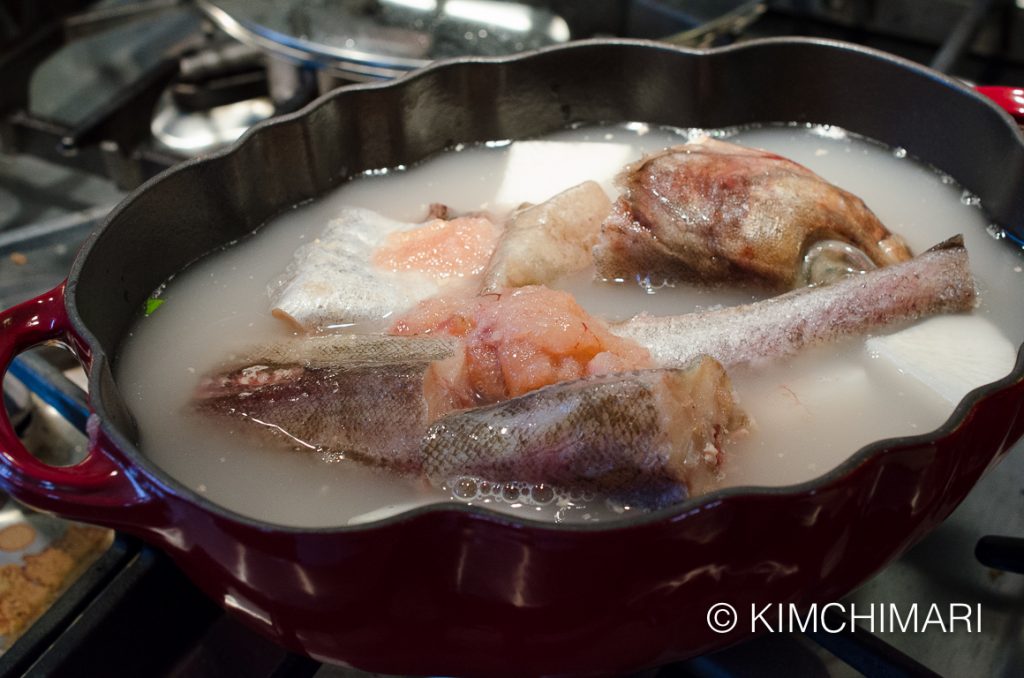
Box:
(374, 214, 500, 278)
(613, 237, 975, 369)
(269, 208, 498, 332)
(594, 137, 912, 288)
(480, 181, 611, 293)
(422, 358, 747, 507)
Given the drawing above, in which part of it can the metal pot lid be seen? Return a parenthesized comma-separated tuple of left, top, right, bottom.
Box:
(197, 0, 571, 81)
(151, 91, 275, 155)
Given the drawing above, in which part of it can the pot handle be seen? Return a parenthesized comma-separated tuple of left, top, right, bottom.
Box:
(976, 86, 1024, 123)
(0, 283, 148, 520)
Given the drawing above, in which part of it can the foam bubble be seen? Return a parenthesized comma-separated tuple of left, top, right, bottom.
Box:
(960, 190, 981, 207)
(445, 476, 588, 507)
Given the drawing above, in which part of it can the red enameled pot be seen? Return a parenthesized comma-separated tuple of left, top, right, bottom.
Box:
(1, 39, 1023, 677)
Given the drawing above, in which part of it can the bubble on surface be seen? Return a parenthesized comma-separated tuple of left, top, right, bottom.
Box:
(960, 190, 981, 207)
(445, 476, 579, 507)
(987, 224, 1007, 240)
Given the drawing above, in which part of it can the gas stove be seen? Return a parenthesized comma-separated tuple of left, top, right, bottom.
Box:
(1, 2, 1023, 676)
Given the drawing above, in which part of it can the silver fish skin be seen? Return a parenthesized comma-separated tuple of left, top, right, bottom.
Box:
(193, 335, 456, 472)
(207, 334, 458, 373)
(269, 208, 442, 332)
(593, 137, 912, 289)
(612, 237, 975, 370)
(422, 357, 747, 507)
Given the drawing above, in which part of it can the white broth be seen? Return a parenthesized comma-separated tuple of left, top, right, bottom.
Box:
(115, 123, 1024, 527)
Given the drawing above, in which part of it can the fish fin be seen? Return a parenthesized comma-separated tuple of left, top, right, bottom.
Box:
(925, 234, 966, 252)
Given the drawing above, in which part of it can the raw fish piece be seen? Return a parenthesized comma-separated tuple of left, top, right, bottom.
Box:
(391, 285, 653, 406)
(481, 181, 611, 293)
(422, 357, 747, 507)
(613, 237, 975, 369)
(193, 335, 457, 471)
(192, 335, 747, 508)
(594, 137, 912, 288)
(374, 214, 500, 278)
(269, 208, 433, 332)
(269, 208, 497, 332)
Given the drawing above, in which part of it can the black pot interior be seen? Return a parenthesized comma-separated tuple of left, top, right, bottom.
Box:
(69, 38, 1024, 452)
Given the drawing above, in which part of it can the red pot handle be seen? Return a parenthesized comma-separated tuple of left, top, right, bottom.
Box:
(0, 283, 148, 520)
(976, 86, 1024, 123)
